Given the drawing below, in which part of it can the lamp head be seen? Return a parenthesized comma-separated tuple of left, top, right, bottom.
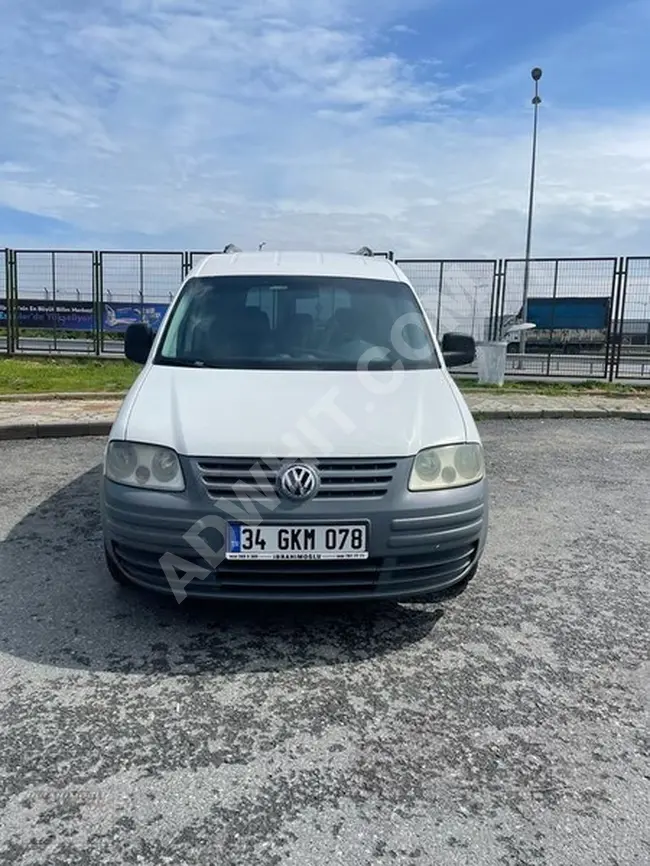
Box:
(531, 67, 543, 81)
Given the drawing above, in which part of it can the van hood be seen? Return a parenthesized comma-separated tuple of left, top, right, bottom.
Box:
(120, 365, 469, 458)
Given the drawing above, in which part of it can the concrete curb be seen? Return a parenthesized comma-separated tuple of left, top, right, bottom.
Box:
(470, 409, 650, 421)
(1, 409, 649, 440)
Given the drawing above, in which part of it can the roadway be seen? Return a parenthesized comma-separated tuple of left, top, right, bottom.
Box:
(0, 421, 648, 865)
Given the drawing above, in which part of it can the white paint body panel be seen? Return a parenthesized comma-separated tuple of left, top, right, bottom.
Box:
(109, 251, 481, 458)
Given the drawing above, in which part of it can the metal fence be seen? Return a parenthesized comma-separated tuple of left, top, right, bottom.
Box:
(614, 258, 650, 380)
(496, 257, 619, 380)
(1, 249, 649, 380)
(0, 248, 6, 354)
(395, 259, 499, 342)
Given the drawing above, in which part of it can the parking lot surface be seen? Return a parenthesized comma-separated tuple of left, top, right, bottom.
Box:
(0, 421, 648, 866)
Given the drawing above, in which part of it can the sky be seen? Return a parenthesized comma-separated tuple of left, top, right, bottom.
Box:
(1, 0, 650, 259)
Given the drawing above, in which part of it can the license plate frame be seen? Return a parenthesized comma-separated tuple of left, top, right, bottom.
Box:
(225, 521, 370, 561)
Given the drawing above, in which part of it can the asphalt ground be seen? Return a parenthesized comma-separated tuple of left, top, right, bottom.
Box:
(0, 421, 648, 866)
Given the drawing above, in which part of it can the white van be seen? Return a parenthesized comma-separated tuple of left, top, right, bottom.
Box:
(100, 248, 488, 602)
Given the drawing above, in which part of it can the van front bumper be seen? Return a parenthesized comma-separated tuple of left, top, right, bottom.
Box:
(100, 458, 488, 602)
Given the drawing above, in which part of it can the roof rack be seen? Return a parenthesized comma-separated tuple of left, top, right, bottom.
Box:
(222, 243, 242, 253)
(353, 246, 374, 256)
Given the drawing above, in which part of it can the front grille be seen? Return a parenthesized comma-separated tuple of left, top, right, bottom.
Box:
(194, 457, 398, 501)
(112, 541, 476, 599)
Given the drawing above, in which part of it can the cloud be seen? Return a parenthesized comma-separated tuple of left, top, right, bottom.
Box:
(1, 0, 650, 259)
(390, 24, 418, 35)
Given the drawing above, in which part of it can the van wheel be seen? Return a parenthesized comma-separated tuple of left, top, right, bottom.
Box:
(104, 545, 130, 586)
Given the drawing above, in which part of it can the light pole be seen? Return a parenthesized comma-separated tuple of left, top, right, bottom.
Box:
(519, 67, 543, 361)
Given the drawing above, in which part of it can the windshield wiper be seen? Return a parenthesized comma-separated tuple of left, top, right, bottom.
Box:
(154, 355, 433, 370)
(155, 356, 211, 367)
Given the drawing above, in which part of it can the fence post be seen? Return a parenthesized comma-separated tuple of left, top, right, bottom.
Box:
(489, 260, 505, 341)
(608, 256, 626, 382)
(546, 259, 560, 378)
(92, 251, 100, 356)
(6, 249, 17, 355)
(97, 251, 105, 356)
(51, 251, 58, 353)
(3, 250, 9, 355)
(498, 260, 512, 342)
(138, 252, 144, 307)
(434, 262, 445, 339)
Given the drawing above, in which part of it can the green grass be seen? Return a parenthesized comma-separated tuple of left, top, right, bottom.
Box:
(0, 357, 140, 395)
(454, 377, 649, 396)
(0, 357, 648, 397)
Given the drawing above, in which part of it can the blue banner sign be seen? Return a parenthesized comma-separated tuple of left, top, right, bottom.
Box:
(103, 303, 169, 332)
(0, 299, 170, 332)
(0, 300, 94, 330)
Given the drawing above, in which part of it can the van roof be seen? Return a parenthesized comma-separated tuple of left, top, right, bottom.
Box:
(190, 250, 403, 282)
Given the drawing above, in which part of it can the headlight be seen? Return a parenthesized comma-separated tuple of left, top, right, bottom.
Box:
(409, 444, 484, 491)
(104, 441, 185, 491)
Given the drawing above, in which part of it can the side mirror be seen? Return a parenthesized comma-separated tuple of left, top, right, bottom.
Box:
(441, 332, 475, 368)
(124, 322, 154, 364)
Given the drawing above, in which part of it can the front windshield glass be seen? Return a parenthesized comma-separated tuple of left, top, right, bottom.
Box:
(154, 275, 439, 370)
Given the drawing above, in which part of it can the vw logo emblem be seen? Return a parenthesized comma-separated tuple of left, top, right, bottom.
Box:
(277, 463, 319, 502)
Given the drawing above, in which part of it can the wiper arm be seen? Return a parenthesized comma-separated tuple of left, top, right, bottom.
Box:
(155, 356, 209, 367)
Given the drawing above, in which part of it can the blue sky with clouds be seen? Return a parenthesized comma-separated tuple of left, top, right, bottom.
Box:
(1, 0, 650, 257)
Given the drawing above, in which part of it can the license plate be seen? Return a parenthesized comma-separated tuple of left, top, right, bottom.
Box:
(226, 523, 369, 560)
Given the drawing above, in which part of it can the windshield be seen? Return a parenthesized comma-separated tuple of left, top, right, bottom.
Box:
(154, 275, 439, 370)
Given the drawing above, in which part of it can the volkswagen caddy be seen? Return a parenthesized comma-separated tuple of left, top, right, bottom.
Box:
(100, 247, 488, 602)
